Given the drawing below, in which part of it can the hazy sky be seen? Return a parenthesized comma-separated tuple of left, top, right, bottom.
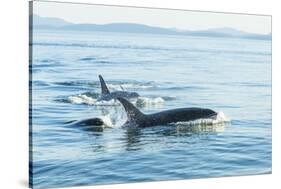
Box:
(33, 1, 271, 34)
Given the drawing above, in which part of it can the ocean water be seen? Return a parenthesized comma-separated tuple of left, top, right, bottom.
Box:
(30, 29, 271, 188)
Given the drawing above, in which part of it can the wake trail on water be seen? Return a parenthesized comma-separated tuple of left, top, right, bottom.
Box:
(55, 80, 170, 106)
(65, 94, 166, 106)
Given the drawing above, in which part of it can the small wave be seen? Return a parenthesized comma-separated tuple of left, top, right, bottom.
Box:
(56, 92, 99, 105)
(68, 94, 96, 105)
(107, 82, 157, 90)
(54, 81, 99, 87)
(161, 96, 176, 101)
(33, 42, 270, 56)
(41, 59, 56, 63)
(32, 80, 50, 87)
(54, 80, 157, 90)
(79, 57, 111, 64)
(79, 57, 96, 61)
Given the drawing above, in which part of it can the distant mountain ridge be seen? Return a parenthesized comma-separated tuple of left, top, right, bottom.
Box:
(33, 15, 72, 27)
(32, 15, 271, 40)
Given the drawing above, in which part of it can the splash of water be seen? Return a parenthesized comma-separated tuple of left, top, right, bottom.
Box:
(65, 94, 166, 107)
(134, 97, 165, 107)
(173, 111, 230, 126)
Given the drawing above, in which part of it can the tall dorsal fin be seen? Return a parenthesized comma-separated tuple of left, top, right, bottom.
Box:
(117, 97, 145, 121)
(99, 75, 110, 94)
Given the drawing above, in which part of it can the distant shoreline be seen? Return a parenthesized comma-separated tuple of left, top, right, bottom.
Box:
(32, 15, 272, 41)
(33, 27, 271, 41)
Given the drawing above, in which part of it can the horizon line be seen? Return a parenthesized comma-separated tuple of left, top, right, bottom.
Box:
(33, 14, 272, 35)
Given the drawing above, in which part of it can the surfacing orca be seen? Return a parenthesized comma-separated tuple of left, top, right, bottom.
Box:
(98, 75, 139, 101)
(70, 118, 104, 126)
(117, 97, 217, 128)
(65, 117, 109, 132)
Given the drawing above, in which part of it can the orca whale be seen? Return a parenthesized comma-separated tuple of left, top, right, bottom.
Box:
(68, 118, 104, 126)
(98, 75, 139, 101)
(117, 97, 217, 128)
(65, 117, 108, 132)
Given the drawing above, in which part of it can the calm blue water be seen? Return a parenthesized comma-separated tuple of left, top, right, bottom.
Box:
(30, 29, 271, 188)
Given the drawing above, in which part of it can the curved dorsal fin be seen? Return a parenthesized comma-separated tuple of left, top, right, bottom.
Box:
(99, 75, 110, 94)
(117, 97, 145, 121)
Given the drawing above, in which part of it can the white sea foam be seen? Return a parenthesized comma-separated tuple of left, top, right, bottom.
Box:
(172, 112, 230, 133)
(216, 111, 230, 122)
(67, 95, 118, 106)
(68, 94, 96, 105)
(67, 94, 166, 107)
(97, 115, 114, 128)
(107, 83, 156, 90)
(97, 111, 127, 128)
(174, 111, 230, 126)
(134, 97, 165, 107)
(93, 99, 119, 106)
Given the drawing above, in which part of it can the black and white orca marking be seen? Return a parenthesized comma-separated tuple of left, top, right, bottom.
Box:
(117, 97, 217, 128)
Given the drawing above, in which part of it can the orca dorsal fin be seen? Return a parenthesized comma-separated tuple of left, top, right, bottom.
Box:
(99, 75, 110, 94)
(117, 97, 145, 121)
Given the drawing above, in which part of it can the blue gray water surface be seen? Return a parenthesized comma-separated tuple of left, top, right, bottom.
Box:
(30, 30, 271, 188)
